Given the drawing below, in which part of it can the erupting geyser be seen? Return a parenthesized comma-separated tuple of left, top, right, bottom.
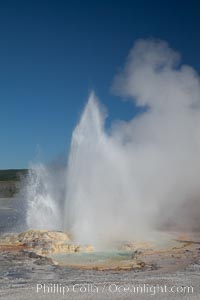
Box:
(65, 92, 150, 246)
(25, 38, 200, 247)
(25, 164, 63, 230)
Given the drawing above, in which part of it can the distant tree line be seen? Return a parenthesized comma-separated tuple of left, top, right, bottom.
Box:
(0, 169, 28, 181)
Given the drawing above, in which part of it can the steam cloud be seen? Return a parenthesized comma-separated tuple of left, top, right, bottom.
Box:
(26, 39, 200, 247)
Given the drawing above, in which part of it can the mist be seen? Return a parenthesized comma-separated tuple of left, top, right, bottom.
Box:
(25, 39, 200, 247)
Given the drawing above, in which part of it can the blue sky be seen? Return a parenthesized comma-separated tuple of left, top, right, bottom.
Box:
(0, 0, 199, 169)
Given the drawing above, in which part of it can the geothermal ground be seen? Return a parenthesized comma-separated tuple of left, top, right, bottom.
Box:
(0, 196, 200, 299)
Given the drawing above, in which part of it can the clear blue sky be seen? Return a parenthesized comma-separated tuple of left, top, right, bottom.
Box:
(0, 0, 199, 169)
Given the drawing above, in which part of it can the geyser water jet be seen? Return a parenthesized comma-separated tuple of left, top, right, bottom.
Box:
(25, 38, 200, 247)
(25, 164, 63, 230)
(65, 92, 154, 247)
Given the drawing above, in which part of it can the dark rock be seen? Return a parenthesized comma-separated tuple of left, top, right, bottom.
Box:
(34, 257, 54, 265)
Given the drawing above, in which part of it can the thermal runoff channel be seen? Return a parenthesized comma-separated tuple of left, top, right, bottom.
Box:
(25, 39, 200, 247)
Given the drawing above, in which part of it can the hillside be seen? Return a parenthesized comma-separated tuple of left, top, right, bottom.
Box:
(0, 169, 28, 197)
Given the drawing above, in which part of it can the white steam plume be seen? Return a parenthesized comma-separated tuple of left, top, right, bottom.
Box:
(65, 39, 200, 246)
(26, 39, 200, 247)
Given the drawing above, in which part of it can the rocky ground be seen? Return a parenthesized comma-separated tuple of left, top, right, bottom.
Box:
(0, 196, 199, 299)
(0, 246, 199, 299)
(0, 229, 200, 299)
